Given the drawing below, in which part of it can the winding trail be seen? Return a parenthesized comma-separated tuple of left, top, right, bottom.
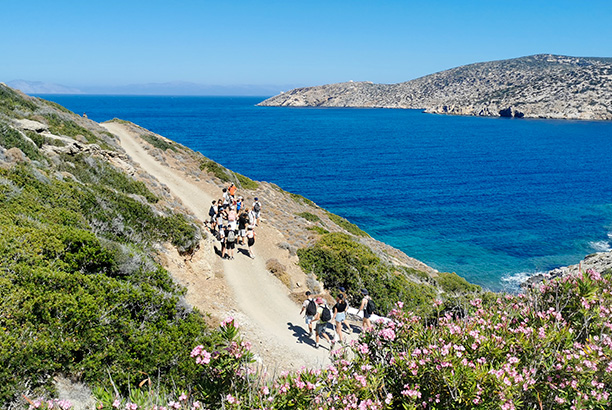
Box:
(102, 122, 346, 370)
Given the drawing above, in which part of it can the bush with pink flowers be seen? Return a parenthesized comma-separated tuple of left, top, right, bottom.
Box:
(92, 270, 611, 410)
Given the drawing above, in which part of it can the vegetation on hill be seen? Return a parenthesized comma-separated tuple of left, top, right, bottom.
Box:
(0, 86, 239, 406)
(297, 232, 480, 315)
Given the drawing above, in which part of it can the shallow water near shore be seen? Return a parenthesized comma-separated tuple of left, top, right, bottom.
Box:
(42, 95, 612, 291)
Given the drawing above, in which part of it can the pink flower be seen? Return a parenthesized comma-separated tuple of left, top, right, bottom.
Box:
(225, 394, 239, 405)
(112, 399, 121, 408)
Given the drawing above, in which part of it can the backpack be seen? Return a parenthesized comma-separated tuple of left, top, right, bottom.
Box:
(254, 202, 261, 212)
(226, 230, 236, 243)
(321, 306, 332, 322)
(366, 298, 376, 315)
(305, 299, 317, 316)
(208, 206, 216, 217)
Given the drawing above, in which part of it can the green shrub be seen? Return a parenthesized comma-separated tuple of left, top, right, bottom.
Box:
(306, 226, 329, 235)
(141, 133, 178, 152)
(326, 212, 369, 237)
(44, 113, 98, 143)
(0, 163, 207, 404)
(0, 122, 44, 161)
(0, 84, 38, 116)
(235, 172, 259, 190)
(297, 232, 437, 315)
(200, 160, 231, 182)
(435, 271, 481, 293)
(297, 211, 321, 222)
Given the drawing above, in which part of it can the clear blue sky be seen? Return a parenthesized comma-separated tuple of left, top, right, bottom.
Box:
(3, 0, 611, 90)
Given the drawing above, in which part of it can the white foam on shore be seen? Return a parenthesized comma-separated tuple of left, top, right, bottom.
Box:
(590, 240, 612, 252)
(500, 270, 548, 293)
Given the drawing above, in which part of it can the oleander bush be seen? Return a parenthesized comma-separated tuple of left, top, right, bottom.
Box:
(90, 270, 611, 410)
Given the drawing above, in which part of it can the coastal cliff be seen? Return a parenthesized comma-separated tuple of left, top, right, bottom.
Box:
(258, 54, 612, 121)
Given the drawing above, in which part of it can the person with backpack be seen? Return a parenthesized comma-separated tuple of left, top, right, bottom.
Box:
(299, 291, 317, 337)
(208, 200, 218, 232)
(332, 292, 348, 344)
(252, 197, 262, 226)
(224, 226, 237, 259)
(314, 297, 335, 349)
(359, 289, 374, 331)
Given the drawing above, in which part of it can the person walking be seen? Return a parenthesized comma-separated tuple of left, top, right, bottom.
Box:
(224, 226, 237, 259)
(238, 209, 249, 245)
(246, 225, 256, 258)
(252, 197, 262, 226)
(299, 291, 317, 337)
(332, 292, 348, 344)
(359, 289, 373, 331)
(314, 297, 335, 349)
(208, 200, 218, 232)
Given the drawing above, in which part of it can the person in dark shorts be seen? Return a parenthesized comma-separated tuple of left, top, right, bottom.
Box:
(224, 226, 237, 259)
(246, 225, 255, 258)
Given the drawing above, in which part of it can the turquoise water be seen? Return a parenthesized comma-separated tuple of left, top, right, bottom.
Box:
(41, 95, 612, 291)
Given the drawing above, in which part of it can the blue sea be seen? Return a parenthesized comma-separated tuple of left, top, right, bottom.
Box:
(40, 95, 612, 291)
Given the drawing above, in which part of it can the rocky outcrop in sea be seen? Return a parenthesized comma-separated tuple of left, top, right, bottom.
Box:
(258, 54, 612, 121)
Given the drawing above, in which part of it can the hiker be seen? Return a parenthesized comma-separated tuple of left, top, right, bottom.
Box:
(238, 209, 249, 245)
(248, 206, 257, 227)
(246, 225, 256, 258)
(228, 183, 237, 198)
(299, 291, 317, 337)
(236, 196, 243, 212)
(208, 200, 218, 232)
(222, 188, 230, 205)
(253, 197, 262, 225)
(218, 227, 226, 259)
(216, 201, 226, 233)
(359, 289, 373, 331)
(314, 297, 335, 349)
(332, 292, 348, 343)
(224, 226, 237, 259)
(227, 206, 238, 230)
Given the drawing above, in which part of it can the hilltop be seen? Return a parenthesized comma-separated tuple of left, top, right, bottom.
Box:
(258, 54, 612, 120)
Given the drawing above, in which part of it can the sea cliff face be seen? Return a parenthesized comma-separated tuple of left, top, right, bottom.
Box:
(258, 54, 612, 121)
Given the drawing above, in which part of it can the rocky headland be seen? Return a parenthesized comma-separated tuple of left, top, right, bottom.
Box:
(258, 54, 612, 120)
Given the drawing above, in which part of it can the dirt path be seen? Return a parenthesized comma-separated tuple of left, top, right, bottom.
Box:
(102, 122, 351, 371)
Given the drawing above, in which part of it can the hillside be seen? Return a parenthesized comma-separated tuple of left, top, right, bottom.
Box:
(0, 84, 482, 407)
(258, 54, 612, 120)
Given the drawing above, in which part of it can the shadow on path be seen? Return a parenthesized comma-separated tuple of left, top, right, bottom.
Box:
(287, 322, 318, 348)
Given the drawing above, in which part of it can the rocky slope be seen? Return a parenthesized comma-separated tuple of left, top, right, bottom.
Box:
(258, 54, 612, 120)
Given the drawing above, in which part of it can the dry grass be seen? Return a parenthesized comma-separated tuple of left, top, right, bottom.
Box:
(266, 258, 292, 289)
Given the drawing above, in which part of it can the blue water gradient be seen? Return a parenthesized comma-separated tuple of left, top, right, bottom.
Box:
(42, 95, 612, 291)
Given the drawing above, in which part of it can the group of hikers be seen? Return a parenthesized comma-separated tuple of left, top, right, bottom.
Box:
(300, 287, 375, 349)
(207, 183, 262, 260)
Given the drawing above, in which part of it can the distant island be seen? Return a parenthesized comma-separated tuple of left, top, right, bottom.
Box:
(258, 54, 612, 121)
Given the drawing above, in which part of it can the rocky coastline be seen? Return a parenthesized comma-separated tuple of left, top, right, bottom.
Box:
(521, 251, 612, 289)
(258, 54, 612, 121)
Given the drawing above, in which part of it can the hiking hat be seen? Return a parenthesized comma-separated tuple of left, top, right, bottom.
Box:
(315, 297, 324, 304)
(338, 286, 346, 292)
(254, 197, 258, 201)
(361, 289, 368, 295)
(305, 291, 311, 296)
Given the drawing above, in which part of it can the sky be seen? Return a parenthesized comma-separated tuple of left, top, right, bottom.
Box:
(2, 0, 612, 93)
